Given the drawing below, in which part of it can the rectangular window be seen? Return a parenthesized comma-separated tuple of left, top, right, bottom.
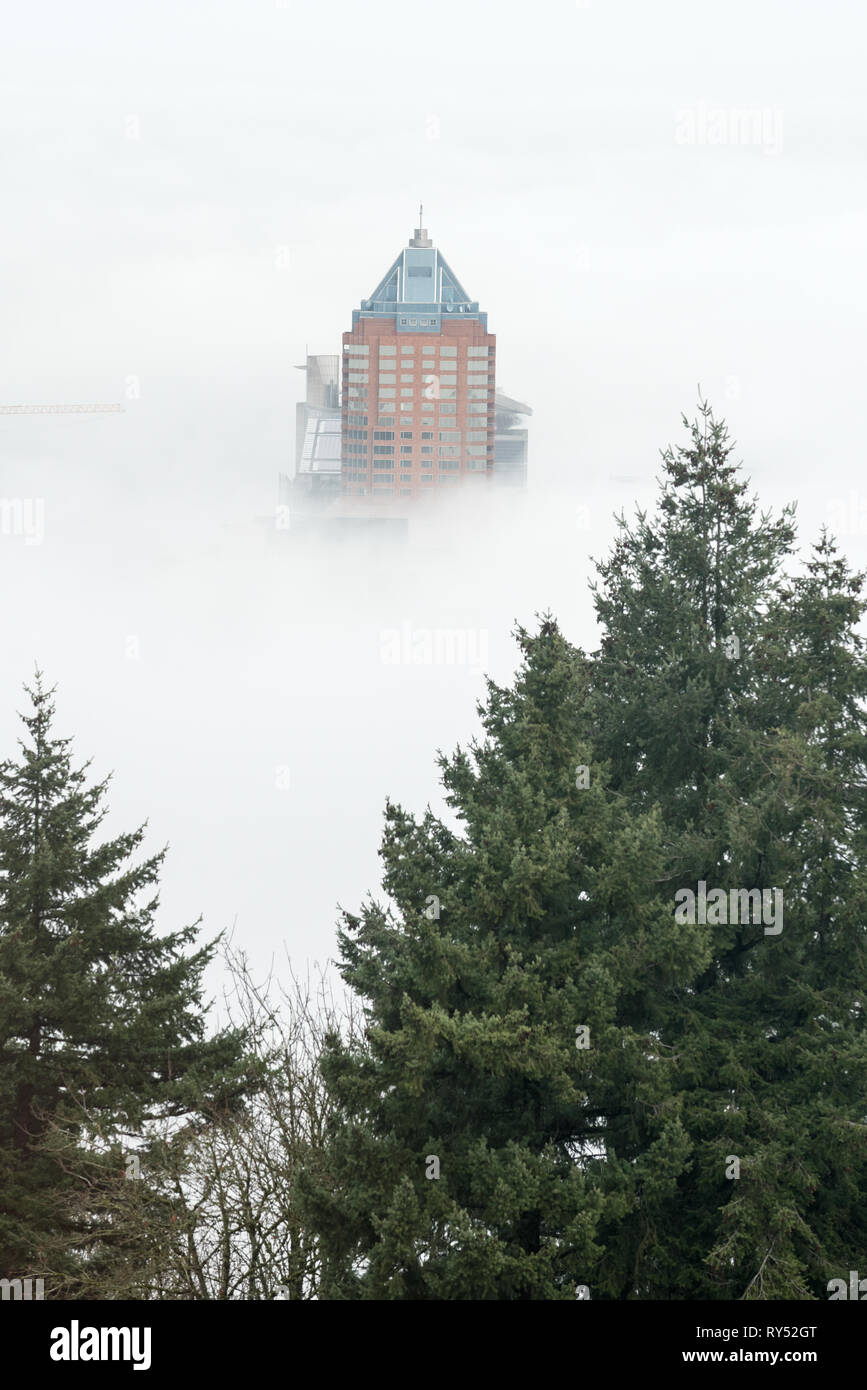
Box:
(379, 388, 396, 398)
(466, 374, 489, 386)
(400, 374, 414, 383)
(421, 431, 433, 439)
(400, 446, 413, 454)
(399, 488, 411, 495)
(466, 458, 487, 471)
(439, 374, 457, 386)
(400, 388, 414, 397)
(379, 373, 397, 384)
(344, 344, 369, 354)
(373, 486, 394, 493)
(348, 371, 369, 383)
(438, 389, 456, 399)
(467, 402, 487, 413)
(346, 429, 368, 440)
(438, 402, 457, 414)
(421, 473, 433, 481)
(466, 430, 487, 441)
(467, 346, 489, 356)
(377, 415, 395, 426)
(379, 346, 397, 356)
(439, 431, 461, 442)
(422, 359, 435, 370)
(373, 445, 394, 454)
(347, 387, 368, 397)
(438, 446, 459, 457)
(438, 459, 460, 470)
(467, 388, 489, 399)
(439, 346, 457, 356)
(465, 445, 487, 455)
(373, 430, 394, 440)
(421, 446, 434, 455)
(400, 346, 415, 355)
(347, 413, 368, 426)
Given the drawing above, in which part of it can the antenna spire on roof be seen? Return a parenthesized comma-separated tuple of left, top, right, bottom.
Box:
(409, 205, 432, 249)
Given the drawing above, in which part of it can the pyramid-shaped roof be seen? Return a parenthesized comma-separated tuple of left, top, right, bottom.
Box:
(352, 216, 488, 332)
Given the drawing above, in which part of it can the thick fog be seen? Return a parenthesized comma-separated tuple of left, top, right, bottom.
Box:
(2, 0, 866, 998)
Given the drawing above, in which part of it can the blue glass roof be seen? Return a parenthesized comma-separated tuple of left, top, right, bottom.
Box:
(352, 222, 488, 332)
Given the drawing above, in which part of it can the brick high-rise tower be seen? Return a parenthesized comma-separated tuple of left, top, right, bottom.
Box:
(341, 213, 495, 504)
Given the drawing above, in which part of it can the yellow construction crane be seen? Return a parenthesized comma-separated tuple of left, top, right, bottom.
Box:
(0, 404, 124, 415)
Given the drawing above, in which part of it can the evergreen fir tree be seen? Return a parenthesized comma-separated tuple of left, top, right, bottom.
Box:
(588, 405, 867, 1298)
(0, 674, 247, 1291)
(302, 621, 707, 1299)
(694, 530, 867, 1299)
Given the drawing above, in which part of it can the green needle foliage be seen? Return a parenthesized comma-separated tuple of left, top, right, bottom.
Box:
(301, 621, 708, 1299)
(0, 674, 248, 1293)
(305, 401, 866, 1300)
(589, 403, 867, 1298)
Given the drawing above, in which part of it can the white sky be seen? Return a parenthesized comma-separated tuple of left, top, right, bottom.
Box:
(2, 0, 866, 999)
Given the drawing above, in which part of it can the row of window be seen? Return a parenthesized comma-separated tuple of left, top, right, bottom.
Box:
(349, 402, 491, 416)
(346, 442, 490, 458)
(374, 429, 468, 441)
(370, 404, 491, 425)
(349, 371, 493, 384)
(344, 458, 489, 473)
(354, 403, 491, 417)
(370, 429, 487, 442)
(372, 390, 492, 403)
(364, 444, 486, 459)
(344, 344, 493, 356)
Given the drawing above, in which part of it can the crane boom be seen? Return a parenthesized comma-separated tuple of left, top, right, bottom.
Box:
(0, 404, 125, 415)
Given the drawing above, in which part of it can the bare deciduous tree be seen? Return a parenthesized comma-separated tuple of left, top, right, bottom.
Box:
(31, 945, 358, 1300)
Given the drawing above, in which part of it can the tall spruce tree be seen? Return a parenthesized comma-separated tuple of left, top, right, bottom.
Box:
(302, 621, 708, 1299)
(0, 675, 247, 1290)
(696, 529, 867, 1299)
(588, 405, 867, 1298)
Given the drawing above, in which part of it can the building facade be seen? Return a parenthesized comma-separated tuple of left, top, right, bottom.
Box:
(340, 216, 496, 504)
(282, 219, 530, 524)
(285, 355, 342, 511)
